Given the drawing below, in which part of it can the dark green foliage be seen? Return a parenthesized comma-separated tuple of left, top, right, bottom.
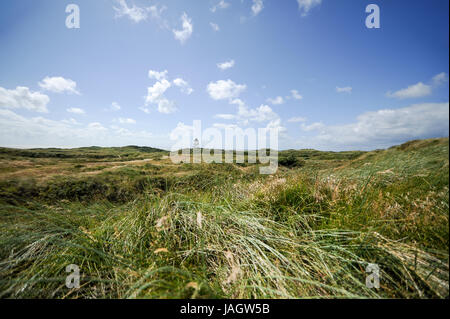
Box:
(278, 154, 306, 168)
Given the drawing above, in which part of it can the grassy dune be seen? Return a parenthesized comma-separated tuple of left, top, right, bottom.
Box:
(0, 138, 448, 299)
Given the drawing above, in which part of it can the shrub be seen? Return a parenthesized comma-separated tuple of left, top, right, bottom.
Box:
(279, 154, 305, 168)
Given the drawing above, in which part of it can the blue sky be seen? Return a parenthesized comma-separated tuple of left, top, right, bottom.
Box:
(0, 0, 448, 150)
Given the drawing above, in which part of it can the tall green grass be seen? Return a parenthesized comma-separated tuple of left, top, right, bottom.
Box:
(0, 138, 448, 299)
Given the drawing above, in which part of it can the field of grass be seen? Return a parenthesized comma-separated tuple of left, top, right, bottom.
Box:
(0, 138, 448, 299)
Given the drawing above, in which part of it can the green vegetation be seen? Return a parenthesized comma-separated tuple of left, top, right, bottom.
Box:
(0, 138, 448, 299)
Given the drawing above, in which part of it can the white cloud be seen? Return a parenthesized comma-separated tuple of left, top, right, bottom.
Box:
(210, 22, 220, 32)
(67, 107, 85, 115)
(148, 70, 168, 81)
(301, 122, 324, 132)
(146, 79, 171, 104)
(38, 76, 79, 94)
(248, 104, 279, 122)
(88, 122, 107, 131)
(145, 71, 191, 114)
(267, 96, 285, 105)
(169, 122, 194, 141)
(432, 72, 448, 86)
(207, 80, 246, 100)
(233, 102, 279, 123)
(230, 98, 246, 108)
(215, 113, 236, 120)
(212, 123, 238, 130)
(156, 98, 176, 114)
(297, 0, 322, 16)
(297, 102, 449, 150)
(0, 109, 169, 149)
(336, 86, 352, 94)
(211, 0, 230, 13)
(173, 78, 193, 95)
(116, 117, 136, 124)
(387, 82, 431, 99)
(139, 106, 151, 114)
(173, 12, 193, 44)
(113, 0, 147, 22)
(288, 116, 307, 123)
(146, 5, 169, 28)
(251, 0, 264, 16)
(110, 102, 121, 111)
(62, 118, 81, 125)
(213, 97, 285, 136)
(290, 90, 303, 100)
(0, 86, 49, 113)
(387, 73, 448, 99)
(217, 60, 235, 70)
(145, 79, 177, 114)
(113, 0, 167, 26)
(266, 118, 287, 134)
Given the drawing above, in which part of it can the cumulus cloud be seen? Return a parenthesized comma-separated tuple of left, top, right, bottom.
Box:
(251, 0, 264, 16)
(0, 109, 166, 149)
(387, 82, 431, 99)
(242, 104, 279, 122)
(67, 107, 85, 115)
(110, 102, 121, 111)
(139, 106, 151, 114)
(169, 122, 194, 141)
(297, 0, 322, 16)
(211, 0, 230, 13)
(0, 86, 49, 113)
(215, 113, 236, 120)
(88, 122, 107, 131)
(212, 123, 238, 130)
(207, 80, 246, 100)
(228, 100, 281, 124)
(145, 78, 177, 114)
(115, 117, 136, 124)
(267, 96, 285, 105)
(113, 0, 167, 26)
(432, 72, 449, 86)
(217, 60, 235, 70)
(62, 118, 81, 125)
(213, 96, 286, 137)
(157, 98, 177, 114)
(290, 90, 303, 100)
(146, 79, 171, 104)
(146, 80, 171, 104)
(113, 0, 147, 22)
(148, 70, 168, 81)
(297, 102, 449, 150)
(173, 13, 193, 44)
(387, 73, 448, 99)
(266, 118, 287, 134)
(210, 22, 220, 31)
(38, 76, 79, 94)
(336, 86, 352, 94)
(288, 116, 307, 123)
(301, 122, 325, 132)
(145, 70, 192, 114)
(173, 78, 193, 95)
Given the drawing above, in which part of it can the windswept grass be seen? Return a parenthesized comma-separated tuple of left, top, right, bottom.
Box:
(0, 138, 448, 299)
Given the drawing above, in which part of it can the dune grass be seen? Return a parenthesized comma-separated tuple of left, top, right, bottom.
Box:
(0, 138, 448, 299)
